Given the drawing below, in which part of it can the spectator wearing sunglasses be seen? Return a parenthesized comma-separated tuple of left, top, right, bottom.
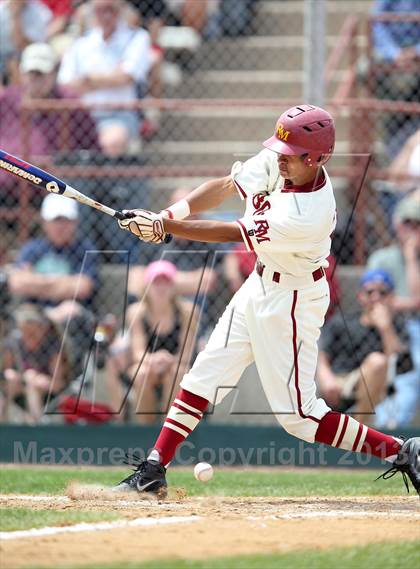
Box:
(317, 269, 413, 425)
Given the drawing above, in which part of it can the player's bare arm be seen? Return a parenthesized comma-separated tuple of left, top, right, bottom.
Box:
(120, 215, 241, 243)
(158, 176, 236, 222)
(118, 176, 240, 243)
(175, 176, 236, 216)
(162, 218, 241, 243)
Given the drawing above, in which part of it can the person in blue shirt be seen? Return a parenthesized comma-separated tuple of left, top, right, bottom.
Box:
(9, 193, 99, 310)
(372, 0, 420, 64)
(8, 193, 100, 377)
(371, 0, 420, 157)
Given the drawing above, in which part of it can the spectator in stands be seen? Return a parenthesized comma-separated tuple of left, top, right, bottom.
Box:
(0, 303, 70, 424)
(128, 187, 223, 340)
(40, 0, 74, 40)
(7, 194, 99, 375)
(0, 42, 98, 206)
(0, 0, 52, 84)
(376, 130, 420, 232)
(8, 193, 99, 311)
(317, 269, 412, 425)
(367, 193, 420, 317)
(367, 191, 420, 427)
(106, 260, 198, 424)
(165, 0, 208, 32)
(389, 129, 420, 188)
(372, 0, 420, 157)
(58, 0, 151, 156)
(213, 0, 258, 38)
(125, 0, 167, 100)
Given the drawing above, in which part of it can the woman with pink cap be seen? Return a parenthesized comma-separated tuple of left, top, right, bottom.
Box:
(106, 260, 198, 424)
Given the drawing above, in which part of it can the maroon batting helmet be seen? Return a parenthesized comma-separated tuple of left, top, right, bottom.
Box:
(263, 104, 335, 166)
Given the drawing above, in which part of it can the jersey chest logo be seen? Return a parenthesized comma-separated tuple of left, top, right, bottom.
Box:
(251, 192, 271, 243)
(252, 192, 271, 215)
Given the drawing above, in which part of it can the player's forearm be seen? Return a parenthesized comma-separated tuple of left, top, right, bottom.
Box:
(163, 218, 242, 243)
(181, 177, 236, 216)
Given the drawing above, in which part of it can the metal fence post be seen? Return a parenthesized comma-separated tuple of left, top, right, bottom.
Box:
(304, 0, 326, 106)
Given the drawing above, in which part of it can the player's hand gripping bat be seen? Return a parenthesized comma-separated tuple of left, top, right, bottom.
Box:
(0, 149, 172, 243)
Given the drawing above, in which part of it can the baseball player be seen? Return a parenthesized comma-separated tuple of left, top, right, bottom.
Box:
(114, 104, 419, 496)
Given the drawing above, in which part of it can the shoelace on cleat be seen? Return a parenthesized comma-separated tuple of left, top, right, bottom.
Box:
(123, 452, 146, 472)
(375, 465, 410, 493)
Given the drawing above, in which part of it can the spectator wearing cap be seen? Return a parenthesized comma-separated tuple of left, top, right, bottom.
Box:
(368, 192, 420, 317)
(127, 187, 223, 342)
(8, 193, 100, 378)
(0, 42, 98, 206)
(0, 0, 52, 84)
(57, 0, 151, 156)
(317, 269, 412, 425)
(106, 260, 198, 424)
(8, 193, 100, 313)
(1, 303, 71, 424)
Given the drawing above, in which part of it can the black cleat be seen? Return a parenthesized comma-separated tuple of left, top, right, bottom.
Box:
(377, 437, 420, 496)
(113, 455, 167, 497)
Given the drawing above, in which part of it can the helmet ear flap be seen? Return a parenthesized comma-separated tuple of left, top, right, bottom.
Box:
(301, 153, 313, 166)
(302, 152, 332, 167)
(301, 153, 315, 167)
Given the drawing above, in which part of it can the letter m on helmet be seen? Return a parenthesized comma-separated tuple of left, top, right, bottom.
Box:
(276, 123, 290, 141)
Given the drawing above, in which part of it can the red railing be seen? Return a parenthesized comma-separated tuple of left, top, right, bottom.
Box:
(1, 13, 419, 258)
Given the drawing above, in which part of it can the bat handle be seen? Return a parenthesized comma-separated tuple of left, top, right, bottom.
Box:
(115, 210, 173, 244)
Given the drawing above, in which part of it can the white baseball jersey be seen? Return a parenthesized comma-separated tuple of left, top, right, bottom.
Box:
(233, 148, 337, 276)
(181, 149, 335, 442)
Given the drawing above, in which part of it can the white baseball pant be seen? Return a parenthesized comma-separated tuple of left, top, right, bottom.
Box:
(181, 269, 331, 442)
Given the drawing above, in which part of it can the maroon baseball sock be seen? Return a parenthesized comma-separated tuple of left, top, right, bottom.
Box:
(149, 388, 209, 466)
(315, 411, 401, 460)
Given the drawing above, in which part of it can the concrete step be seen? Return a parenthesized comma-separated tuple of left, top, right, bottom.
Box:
(168, 69, 346, 99)
(193, 35, 366, 72)
(194, 38, 303, 71)
(155, 107, 349, 142)
(143, 139, 354, 167)
(255, 0, 370, 36)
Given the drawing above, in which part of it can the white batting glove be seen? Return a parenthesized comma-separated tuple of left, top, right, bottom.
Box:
(118, 209, 166, 243)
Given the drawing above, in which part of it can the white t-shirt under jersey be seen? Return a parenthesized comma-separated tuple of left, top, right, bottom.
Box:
(232, 149, 337, 277)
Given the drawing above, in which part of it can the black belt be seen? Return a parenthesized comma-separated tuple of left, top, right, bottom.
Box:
(255, 260, 325, 283)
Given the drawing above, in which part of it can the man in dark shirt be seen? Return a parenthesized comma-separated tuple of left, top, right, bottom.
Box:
(317, 269, 409, 424)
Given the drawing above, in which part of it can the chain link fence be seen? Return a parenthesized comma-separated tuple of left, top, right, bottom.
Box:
(0, 0, 418, 428)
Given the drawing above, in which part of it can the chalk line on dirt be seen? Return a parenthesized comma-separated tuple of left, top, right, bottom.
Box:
(247, 510, 420, 521)
(0, 515, 200, 541)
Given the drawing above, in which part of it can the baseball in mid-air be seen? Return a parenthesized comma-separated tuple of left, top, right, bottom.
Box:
(194, 462, 214, 482)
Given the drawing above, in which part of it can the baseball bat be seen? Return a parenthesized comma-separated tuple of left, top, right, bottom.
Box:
(0, 149, 172, 242)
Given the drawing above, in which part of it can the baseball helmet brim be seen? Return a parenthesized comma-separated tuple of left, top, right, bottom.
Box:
(263, 135, 309, 156)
